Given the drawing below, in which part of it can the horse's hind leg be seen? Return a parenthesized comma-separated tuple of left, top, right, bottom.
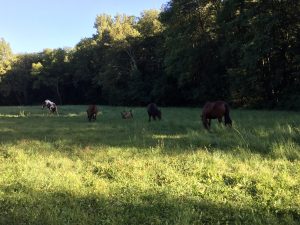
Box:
(208, 119, 211, 129)
(204, 121, 209, 130)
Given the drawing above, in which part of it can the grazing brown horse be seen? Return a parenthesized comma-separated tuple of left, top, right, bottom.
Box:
(201, 101, 232, 130)
(121, 110, 133, 119)
(87, 105, 98, 122)
(147, 103, 161, 122)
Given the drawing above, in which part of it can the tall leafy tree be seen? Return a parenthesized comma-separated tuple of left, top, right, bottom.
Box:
(0, 54, 39, 105)
(126, 10, 165, 105)
(160, 0, 227, 105)
(0, 38, 14, 77)
(69, 38, 103, 104)
(137, 10, 163, 37)
(93, 14, 141, 104)
(218, 0, 300, 108)
(32, 48, 70, 104)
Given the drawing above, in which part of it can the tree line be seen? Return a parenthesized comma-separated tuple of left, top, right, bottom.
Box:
(0, 0, 299, 109)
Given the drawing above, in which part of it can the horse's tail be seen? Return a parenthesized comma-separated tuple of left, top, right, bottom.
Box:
(224, 103, 232, 127)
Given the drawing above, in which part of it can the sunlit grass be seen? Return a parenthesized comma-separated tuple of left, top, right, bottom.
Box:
(0, 106, 300, 224)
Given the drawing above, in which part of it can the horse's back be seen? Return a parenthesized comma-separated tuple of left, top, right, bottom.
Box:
(43, 99, 57, 113)
(202, 101, 227, 118)
(87, 105, 98, 114)
(213, 101, 227, 112)
(147, 103, 158, 112)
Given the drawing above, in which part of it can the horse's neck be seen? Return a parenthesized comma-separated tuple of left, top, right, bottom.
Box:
(45, 100, 53, 105)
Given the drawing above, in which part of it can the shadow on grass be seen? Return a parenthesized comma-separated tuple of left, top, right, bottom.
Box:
(1, 186, 299, 225)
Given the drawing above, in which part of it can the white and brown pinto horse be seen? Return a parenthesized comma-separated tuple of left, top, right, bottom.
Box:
(42, 99, 58, 115)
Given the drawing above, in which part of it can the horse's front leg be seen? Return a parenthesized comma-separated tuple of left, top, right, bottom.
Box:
(208, 119, 211, 129)
(204, 119, 210, 130)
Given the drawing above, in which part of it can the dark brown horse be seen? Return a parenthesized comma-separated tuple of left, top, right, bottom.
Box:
(147, 103, 161, 122)
(87, 105, 98, 122)
(201, 101, 232, 130)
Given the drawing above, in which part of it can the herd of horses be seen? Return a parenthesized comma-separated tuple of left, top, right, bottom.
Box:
(42, 99, 232, 130)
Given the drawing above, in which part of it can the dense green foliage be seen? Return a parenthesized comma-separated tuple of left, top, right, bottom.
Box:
(0, 106, 299, 224)
(0, 0, 299, 109)
(0, 38, 14, 76)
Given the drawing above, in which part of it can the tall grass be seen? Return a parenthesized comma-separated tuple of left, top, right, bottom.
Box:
(0, 106, 299, 224)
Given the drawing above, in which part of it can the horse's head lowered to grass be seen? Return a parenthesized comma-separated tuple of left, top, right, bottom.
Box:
(121, 110, 133, 119)
(147, 103, 162, 122)
(42, 99, 58, 114)
(202, 101, 232, 130)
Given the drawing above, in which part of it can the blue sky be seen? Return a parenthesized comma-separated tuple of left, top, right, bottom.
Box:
(0, 0, 168, 53)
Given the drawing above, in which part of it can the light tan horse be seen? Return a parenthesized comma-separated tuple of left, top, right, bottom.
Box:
(121, 110, 133, 119)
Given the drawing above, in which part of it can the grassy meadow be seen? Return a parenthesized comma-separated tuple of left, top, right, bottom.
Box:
(0, 105, 300, 225)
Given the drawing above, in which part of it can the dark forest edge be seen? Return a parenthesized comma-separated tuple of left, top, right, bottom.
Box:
(0, 0, 299, 109)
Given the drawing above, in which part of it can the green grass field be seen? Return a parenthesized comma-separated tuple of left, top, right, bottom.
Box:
(0, 105, 299, 225)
